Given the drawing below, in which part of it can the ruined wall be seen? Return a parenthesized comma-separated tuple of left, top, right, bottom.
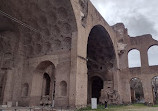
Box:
(1, 0, 157, 108)
(70, 0, 122, 107)
(0, 14, 24, 105)
(113, 23, 158, 104)
(0, 0, 78, 107)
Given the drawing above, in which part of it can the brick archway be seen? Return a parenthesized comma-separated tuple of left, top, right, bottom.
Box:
(87, 25, 116, 104)
(30, 61, 55, 106)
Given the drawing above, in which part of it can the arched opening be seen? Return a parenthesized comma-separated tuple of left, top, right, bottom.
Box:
(22, 83, 29, 97)
(152, 76, 158, 104)
(130, 78, 144, 103)
(87, 25, 116, 104)
(148, 45, 158, 66)
(60, 81, 67, 96)
(91, 76, 103, 103)
(43, 73, 51, 96)
(128, 49, 141, 68)
(30, 61, 55, 106)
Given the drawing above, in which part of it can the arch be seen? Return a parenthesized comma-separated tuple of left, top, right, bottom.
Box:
(128, 49, 141, 68)
(87, 25, 116, 103)
(87, 25, 116, 77)
(60, 81, 67, 96)
(90, 74, 104, 81)
(30, 61, 55, 106)
(22, 83, 29, 97)
(36, 61, 55, 71)
(151, 76, 158, 104)
(42, 73, 51, 96)
(130, 78, 144, 103)
(91, 76, 103, 103)
(148, 45, 158, 66)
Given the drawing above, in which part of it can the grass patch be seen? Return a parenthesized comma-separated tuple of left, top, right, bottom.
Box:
(153, 104, 158, 107)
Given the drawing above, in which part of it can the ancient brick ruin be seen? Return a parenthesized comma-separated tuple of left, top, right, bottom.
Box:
(0, 0, 158, 109)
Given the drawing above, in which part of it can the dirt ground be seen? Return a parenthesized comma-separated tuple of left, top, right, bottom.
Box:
(78, 104, 158, 111)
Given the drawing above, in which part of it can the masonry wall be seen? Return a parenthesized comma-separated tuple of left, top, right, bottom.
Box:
(113, 23, 158, 104)
(1, 0, 158, 108)
(71, 0, 121, 107)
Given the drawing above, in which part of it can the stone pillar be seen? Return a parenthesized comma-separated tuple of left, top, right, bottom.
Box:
(69, 32, 77, 107)
(11, 40, 24, 106)
(75, 57, 87, 107)
(121, 78, 131, 103)
(140, 49, 149, 73)
(30, 72, 43, 106)
(142, 78, 153, 103)
(114, 70, 123, 104)
(12, 68, 23, 106)
(3, 69, 14, 104)
(74, 26, 88, 107)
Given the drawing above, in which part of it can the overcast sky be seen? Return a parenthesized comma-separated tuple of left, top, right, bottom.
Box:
(90, 0, 158, 67)
(90, 0, 158, 39)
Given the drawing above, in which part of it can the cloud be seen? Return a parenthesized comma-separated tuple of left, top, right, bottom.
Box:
(90, 0, 158, 40)
(123, 12, 158, 37)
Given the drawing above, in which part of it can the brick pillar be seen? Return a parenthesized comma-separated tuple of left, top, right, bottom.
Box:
(3, 69, 14, 104)
(140, 49, 149, 73)
(142, 78, 153, 103)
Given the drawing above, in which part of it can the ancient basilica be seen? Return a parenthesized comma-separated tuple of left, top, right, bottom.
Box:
(0, 0, 158, 109)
